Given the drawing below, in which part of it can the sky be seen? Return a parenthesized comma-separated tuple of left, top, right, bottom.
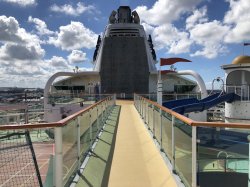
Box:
(0, 0, 250, 89)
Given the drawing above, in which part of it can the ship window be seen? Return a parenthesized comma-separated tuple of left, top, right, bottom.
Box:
(174, 85, 196, 93)
(109, 28, 140, 37)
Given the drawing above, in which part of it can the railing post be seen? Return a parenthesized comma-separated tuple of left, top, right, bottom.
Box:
(54, 127, 63, 187)
(141, 99, 144, 121)
(192, 126, 197, 187)
(97, 106, 100, 131)
(172, 115, 175, 172)
(160, 109, 163, 151)
(113, 94, 116, 105)
(89, 110, 92, 147)
(153, 107, 155, 138)
(101, 103, 104, 126)
(139, 97, 141, 114)
(248, 86, 249, 101)
(77, 117, 81, 168)
(147, 103, 149, 126)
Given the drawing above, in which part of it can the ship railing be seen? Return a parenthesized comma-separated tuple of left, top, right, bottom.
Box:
(134, 94, 250, 187)
(47, 92, 112, 105)
(136, 93, 201, 102)
(0, 94, 116, 187)
(226, 84, 250, 101)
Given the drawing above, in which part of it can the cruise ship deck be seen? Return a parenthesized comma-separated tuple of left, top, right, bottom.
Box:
(1, 95, 250, 187)
(108, 100, 177, 187)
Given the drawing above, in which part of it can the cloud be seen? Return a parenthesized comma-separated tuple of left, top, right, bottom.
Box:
(0, 15, 92, 87)
(48, 21, 98, 51)
(1, 0, 36, 7)
(0, 15, 24, 43)
(152, 24, 192, 54)
(50, 2, 95, 16)
(141, 23, 154, 35)
(224, 0, 250, 43)
(189, 20, 230, 58)
(0, 15, 49, 86)
(68, 50, 87, 64)
(0, 43, 44, 61)
(186, 6, 208, 29)
(28, 16, 54, 36)
(45, 56, 69, 68)
(136, 0, 201, 25)
(0, 15, 41, 45)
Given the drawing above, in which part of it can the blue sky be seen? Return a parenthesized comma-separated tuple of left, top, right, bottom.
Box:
(0, 0, 250, 88)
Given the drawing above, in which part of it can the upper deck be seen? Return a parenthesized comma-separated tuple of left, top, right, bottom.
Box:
(0, 95, 250, 187)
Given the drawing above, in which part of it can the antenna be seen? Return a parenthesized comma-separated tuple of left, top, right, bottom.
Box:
(243, 42, 250, 55)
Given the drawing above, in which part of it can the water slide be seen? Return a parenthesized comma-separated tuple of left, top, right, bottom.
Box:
(163, 93, 240, 115)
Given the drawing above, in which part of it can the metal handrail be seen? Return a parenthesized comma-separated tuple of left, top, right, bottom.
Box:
(0, 95, 114, 130)
(136, 94, 250, 129)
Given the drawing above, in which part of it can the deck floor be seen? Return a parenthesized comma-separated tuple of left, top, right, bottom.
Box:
(108, 100, 178, 187)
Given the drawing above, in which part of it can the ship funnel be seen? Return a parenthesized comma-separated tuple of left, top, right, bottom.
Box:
(118, 6, 132, 23)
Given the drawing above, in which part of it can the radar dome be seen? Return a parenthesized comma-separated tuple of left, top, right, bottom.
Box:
(232, 56, 250, 65)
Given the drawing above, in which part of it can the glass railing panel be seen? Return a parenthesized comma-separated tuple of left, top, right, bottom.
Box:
(145, 102, 148, 125)
(90, 107, 99, 142)
(154, 106, 161, 143)
(161, 111, 172, 160)
(174, 118, 192, 187)
(148, 104, 154, 131)
(62, 119, 78, 185)
(198, 158, 248, 173)
(197, 126, 249, 186)
(78, 112, 91, 162)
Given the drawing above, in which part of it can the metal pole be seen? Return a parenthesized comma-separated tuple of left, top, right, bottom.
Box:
(160, 109, 163, 150)
(153, 107, 155, 138)
(101, 103, 104, 125)
(247, 135, 250, 187)
(142, 99, 144, 121)
(77, 117, 81, 168)
(89, 110, 92, 147)
(172, 116, 175, 172)
(192, 126, 197, 187)
(97, 107, 100, 131)
(54, 127, 63, 187)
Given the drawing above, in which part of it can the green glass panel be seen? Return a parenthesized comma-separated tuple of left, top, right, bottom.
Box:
(162, 111, 172, 160)
(174, 119, 192, 187)
(62, 120, 78, 185)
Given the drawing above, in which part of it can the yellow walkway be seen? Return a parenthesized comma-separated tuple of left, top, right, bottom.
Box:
(108, 100, 178, 187)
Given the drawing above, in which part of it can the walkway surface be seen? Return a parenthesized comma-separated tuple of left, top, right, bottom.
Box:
(108, 100, 178, 187)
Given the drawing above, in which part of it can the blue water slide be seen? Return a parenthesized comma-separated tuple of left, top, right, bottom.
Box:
(163, 93, 240, 115)
(163, 98, 199, 109)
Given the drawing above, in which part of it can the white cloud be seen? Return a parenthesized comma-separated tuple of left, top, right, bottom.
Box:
(136, 0, 201, 25)
(50, 2, 95, 16)
(186, 6, 208, 29)
(48, 21, 98, 51)
(0, 16, 44, 64)
(152, 24, 192, 54)
(45, 56, 69, 68)
(1, 0, 36, 7)
(0, 15, 93, 87)
(190, 21, 229, 45)
(68, 50, 87, 64)
(191, 44, 228, 59)
(0, 43, 44, 61)
(224, 0, 250, 24)
(224, 0, 250, 43)
(0, 15, 41, 45)
(0, 15, 24, 43)
(189, 20, 230, 58)
(141, 22, 154, 35)
(28, 16, 54, 36)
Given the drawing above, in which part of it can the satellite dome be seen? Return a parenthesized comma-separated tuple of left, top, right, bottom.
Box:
(232, 55, 250, 65)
